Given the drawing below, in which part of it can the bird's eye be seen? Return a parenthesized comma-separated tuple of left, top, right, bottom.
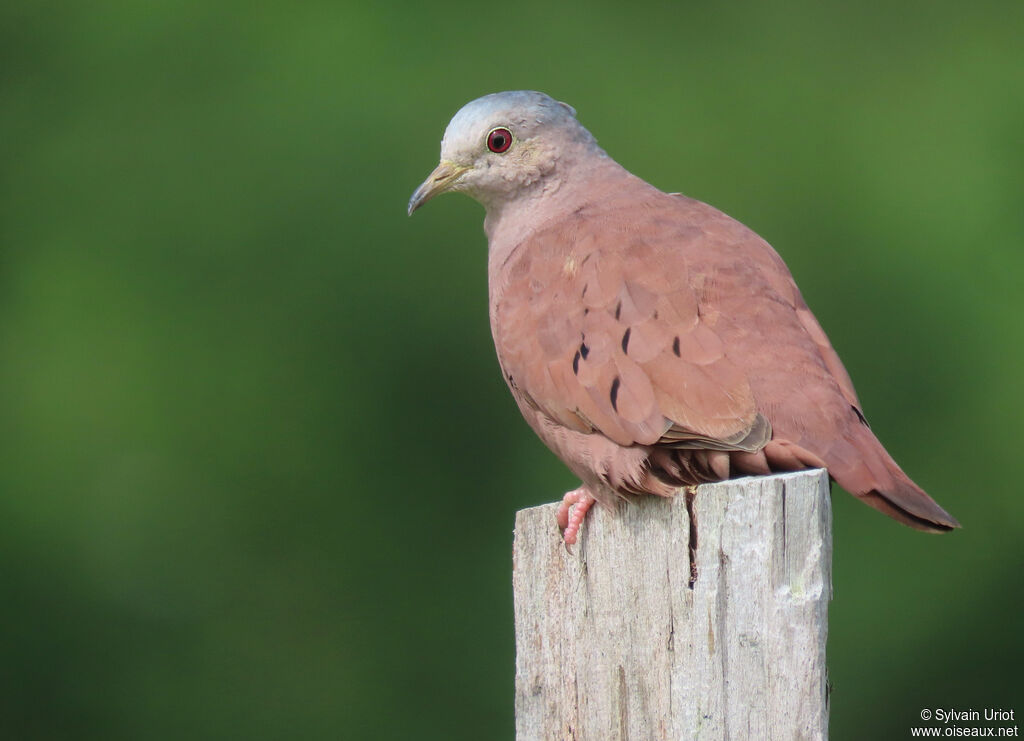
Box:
(486, 127, 513, 153)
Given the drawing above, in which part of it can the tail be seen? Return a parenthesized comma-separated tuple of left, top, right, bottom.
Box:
(856, 474, 960, 532)
(830, 426, 960, 533)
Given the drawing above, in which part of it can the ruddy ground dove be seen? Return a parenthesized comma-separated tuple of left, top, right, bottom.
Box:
(409, 91, 959, 544)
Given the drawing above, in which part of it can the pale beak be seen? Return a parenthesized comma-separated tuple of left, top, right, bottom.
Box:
(407, 161, 470, 216)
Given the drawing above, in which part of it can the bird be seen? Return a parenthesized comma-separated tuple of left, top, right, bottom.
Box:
(408, 90, 959, 545)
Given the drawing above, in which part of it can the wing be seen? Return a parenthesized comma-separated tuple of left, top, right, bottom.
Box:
(491, 193, 774, 452)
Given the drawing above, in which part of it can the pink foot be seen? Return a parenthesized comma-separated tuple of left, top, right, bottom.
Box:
(556, 486, 597, 546)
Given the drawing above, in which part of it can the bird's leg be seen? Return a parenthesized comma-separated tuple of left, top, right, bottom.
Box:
(556, 486, 597, 546)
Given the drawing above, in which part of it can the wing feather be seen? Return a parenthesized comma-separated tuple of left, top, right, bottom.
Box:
(492, 197, 764, 451)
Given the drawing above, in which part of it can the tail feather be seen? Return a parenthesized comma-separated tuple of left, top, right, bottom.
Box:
(648, 422, 961, 533)
(830, 426, 960, 532)
(857, 481, 960, 533)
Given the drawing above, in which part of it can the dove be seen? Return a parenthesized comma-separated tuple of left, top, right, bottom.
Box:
(409, 90, 959, 545)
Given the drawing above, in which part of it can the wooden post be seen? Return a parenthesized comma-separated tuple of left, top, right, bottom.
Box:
(513, 469, 832, 741)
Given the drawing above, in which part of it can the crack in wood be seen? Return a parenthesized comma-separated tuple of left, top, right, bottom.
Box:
(685, 487, 698, 589)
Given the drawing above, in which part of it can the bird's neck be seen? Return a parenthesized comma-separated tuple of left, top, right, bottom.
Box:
(484, 156, 636, 261)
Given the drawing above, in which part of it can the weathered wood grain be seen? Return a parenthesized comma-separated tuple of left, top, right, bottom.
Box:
(513, 469, 832, 740)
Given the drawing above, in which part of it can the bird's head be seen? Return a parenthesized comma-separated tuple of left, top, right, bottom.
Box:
(408, 91, 600, 216)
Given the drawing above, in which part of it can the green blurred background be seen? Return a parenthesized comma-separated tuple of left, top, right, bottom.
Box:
(2, 0, 1022, 738)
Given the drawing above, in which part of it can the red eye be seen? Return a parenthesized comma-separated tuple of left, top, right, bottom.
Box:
(487, 127, 513, 153)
